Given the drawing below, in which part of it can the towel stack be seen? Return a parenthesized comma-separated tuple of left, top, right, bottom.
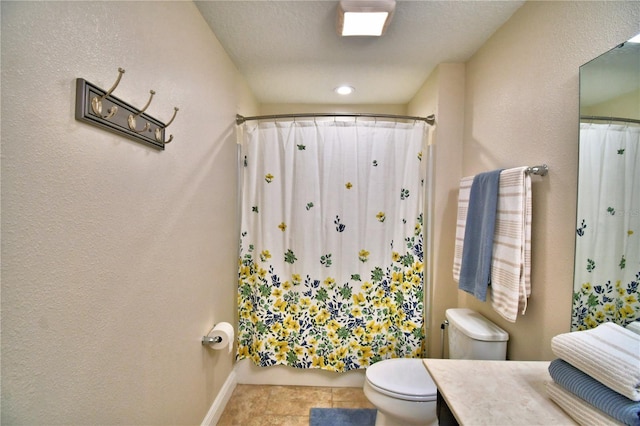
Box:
(548, 322, 640, 426)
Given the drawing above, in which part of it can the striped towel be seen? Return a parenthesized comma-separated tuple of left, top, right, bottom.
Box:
(551, 322, 640, 401)
(549, 359, 640, 425)
(490, 167, 531, 322)
(547, 381, 625, 426)
(453, 176, 474, 282)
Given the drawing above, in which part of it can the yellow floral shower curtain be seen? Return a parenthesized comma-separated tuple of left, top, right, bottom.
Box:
(236, 119, 427, 372)
(573, 123, 640, 330)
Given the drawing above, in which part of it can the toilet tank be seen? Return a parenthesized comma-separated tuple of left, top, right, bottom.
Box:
(445, 308, 509, 360)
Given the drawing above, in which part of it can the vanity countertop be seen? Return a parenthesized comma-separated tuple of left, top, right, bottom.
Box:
(423, 359, 576, 425)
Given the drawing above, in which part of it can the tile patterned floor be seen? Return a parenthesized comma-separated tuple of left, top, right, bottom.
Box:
(217, 385, 375, 425)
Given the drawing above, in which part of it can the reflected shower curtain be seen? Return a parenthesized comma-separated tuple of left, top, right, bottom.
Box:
(236, 119, 427, 371)
(573, 123, 640, 330)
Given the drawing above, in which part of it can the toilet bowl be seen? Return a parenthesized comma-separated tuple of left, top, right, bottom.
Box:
(363, 308, 509, 426)
(363, 358, 438, 425)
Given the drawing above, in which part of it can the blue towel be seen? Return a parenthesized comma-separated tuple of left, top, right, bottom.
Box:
(549, 358, 640, 426)
(458, 169, 502, 301)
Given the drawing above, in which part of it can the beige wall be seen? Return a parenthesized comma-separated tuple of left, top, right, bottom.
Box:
(582, 88, 640, 119)
(459, 1, 639, 360)
(1, 1, 257, 424)
(408, 64, 465, 358)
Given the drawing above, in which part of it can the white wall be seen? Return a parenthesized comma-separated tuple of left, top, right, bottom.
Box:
(1, 1, 256, 424)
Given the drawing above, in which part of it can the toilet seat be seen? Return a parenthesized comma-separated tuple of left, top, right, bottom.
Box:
(365, 358, 437, 402)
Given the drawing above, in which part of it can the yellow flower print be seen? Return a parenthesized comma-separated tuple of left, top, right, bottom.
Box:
(309, 305, 319, 315)
(392, 252, 401, 262)
(414, 261, 424, 273)
(628, 230, 634, 236)
(418, 151, 423, 161)
(402, 281, 412, 292)
(414, 223, 422, 235)
(308, 346, 317, 357)
(360, 346, 373, 360)
(328, 320, 341, 332)
(582, 282, 592, 292)
(272, 288, 282, 298)
(359, 249, 370, 262)
(273, 298, 287, 312)
(312, 356, 326, 368)
(294, 346, 304, 357)
(316, 309, 330, 324)
(391, 272, 403, 283)
(282, 281, 291, 290)
(361, 281, 373, 292)
(278, 222, 287, 232)
(620, 304, 635, 318)
(324, 277, 335, 287)
(265, 173, 274, 183)
(345, 182, 353, 189)
(585, 316, 598, 328)
(275, 352, 287, 362)
(300, 298, 311, 307)
(292, 273, 302, 284)
(604, 303, 615, 313)
(376, 212, 386, 222)
(594, 311, 605, 322)
(260, 250, 272, 262)
(270, 323, 282, 333)
(351, 307, 362, 317)
(258, 268, 267, 278)
(237, 345, 249, 358)
(624, 294, 637, 304)
(354, 327, 365, 338)
(284, 316, 300, 332)
(353, 292, 365, 305)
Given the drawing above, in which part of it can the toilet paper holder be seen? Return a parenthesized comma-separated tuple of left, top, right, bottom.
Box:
(202, 335, 223, 345)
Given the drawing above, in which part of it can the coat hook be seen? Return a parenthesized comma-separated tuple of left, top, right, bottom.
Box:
(91, 67, 125, 119)
(155, 107, 179, 144)
(127, 90, 155, 133)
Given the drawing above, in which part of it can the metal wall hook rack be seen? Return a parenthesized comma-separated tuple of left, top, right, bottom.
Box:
(75, 68, 178, 150)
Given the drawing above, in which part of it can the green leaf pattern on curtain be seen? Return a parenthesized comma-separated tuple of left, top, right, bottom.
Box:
(572, 124, 640, 330)
(237, 120, 426, 371)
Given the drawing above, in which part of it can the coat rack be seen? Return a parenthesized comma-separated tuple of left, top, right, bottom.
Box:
(75, 68, 178, 150)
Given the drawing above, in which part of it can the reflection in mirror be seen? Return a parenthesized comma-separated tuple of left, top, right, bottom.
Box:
(572, 35, 640, 330)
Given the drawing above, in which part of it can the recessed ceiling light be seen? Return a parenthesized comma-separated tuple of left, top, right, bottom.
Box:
(335, 85, 355, 95)
(628, 32, 640, 44)
(337, 0, 396, 37)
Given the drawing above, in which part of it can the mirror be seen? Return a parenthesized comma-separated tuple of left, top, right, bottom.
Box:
(572, 37, 640, 330)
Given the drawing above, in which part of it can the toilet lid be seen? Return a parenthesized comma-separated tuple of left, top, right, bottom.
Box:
(366, 358, 437, 402)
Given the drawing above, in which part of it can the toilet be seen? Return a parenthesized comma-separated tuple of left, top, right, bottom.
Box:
(363, 308, 509, 426)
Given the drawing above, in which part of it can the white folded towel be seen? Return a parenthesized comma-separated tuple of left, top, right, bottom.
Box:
(490, 167, 531, 322)
(546, 381, 625, 426)
(453, 176, 474, 283)
(551, 322, 640, 401)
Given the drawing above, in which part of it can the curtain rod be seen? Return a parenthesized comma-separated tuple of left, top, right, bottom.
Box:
(236, 113, 436, 126)
(580, 115, 640, 124)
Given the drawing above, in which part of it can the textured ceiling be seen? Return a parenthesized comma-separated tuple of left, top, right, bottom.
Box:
(195, 0, 525, 105)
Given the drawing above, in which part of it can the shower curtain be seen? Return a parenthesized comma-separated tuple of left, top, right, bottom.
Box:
(573, 123, 640, 330)
(236, 118, 428, 372)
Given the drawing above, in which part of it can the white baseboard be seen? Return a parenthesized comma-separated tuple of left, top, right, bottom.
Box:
(201, 370, 237, 426)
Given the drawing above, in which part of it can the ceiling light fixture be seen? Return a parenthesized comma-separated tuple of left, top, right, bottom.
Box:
(628, 32, 640, 44)
(337, 0, 396, 37)
(335, 85, 355, 95)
